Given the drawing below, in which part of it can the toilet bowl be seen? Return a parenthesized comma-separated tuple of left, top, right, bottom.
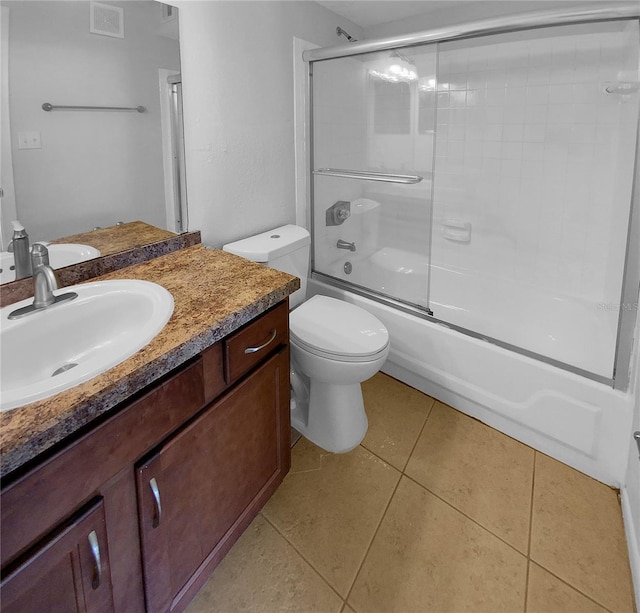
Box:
(223, 225, 390, 453)
(289, 295, 389, 452)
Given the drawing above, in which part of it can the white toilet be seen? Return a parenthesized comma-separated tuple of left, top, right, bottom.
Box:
(223, 224, 389, 453)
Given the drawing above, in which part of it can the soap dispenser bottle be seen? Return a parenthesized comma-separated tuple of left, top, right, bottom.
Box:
(11, 221, 32, 279)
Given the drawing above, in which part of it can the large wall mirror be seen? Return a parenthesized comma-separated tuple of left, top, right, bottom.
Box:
(0, 0, 184, 283)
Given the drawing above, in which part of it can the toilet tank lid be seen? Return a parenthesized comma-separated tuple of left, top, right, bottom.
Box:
(222, 225, 310, 263)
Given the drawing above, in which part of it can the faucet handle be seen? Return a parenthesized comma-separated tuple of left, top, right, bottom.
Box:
(31, 243, 50, 269)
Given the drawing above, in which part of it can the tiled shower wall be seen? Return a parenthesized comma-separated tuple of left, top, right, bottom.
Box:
(311, 19, 638, 375)
(431, 21, 638, 306)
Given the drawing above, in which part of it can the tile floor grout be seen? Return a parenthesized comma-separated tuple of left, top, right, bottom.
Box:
(258, 510, 346, 605)
(398, 395, 436, 474)
(359, 440, 624, 613)
(360, 439, 531, 558)
(342, 472, 403, 607)
(523, 451, 538, 611)
(528, 560, 618, 613)
(325, 438, 621, 613)
(188, 374, 634, 613)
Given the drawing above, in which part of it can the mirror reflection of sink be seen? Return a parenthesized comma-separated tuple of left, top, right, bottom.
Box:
(0, 243, 101, 283)
(1, 279, 174, 411)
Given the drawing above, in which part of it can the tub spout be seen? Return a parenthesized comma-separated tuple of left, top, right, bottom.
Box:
(337, 239, 356, 252)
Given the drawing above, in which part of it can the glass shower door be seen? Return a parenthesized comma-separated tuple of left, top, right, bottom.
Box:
(311, 45, 437, 310)
(429, 20, 639, 379)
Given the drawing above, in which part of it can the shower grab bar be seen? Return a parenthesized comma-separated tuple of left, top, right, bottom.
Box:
(42, 103, 147, 113)
(303, 3, 639, 62)
(314, 168, 423, 184)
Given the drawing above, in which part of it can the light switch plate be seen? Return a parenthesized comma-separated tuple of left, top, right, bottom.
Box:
(18, 131, 41, 149)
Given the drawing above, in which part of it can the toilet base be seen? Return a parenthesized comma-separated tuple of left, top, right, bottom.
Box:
(291, 381, 368, 453)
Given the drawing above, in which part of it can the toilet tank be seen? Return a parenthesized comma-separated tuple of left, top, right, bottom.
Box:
(222, 225, 310, 308)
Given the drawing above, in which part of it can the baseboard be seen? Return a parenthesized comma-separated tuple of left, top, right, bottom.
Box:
(621, 486, 640, 612)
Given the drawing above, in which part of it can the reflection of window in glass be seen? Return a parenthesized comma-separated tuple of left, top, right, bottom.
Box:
(372, 78, 411, 134)
(418, 89, 436, 133)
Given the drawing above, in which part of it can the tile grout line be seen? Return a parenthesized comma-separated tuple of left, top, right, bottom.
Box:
(343, 392, 435, 609)
(258, 510, 347, 607)
(360, 437, 530, 561)
(359, 396, 436, 474)
(522, 452, 618, 613)
(342, 455, 404, 610)
(401, 396, 437, 473)
(527, 559, 618, 613)
(524, 451, 538, 612)
(401, 470, 530, 559)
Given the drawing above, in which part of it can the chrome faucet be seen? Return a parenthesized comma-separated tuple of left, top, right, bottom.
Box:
(336, 239, 356, 252)
(8, 244, 77, 319)
(33, 260, 58, 308)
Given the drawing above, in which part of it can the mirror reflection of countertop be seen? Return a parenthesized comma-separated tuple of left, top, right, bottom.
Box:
(0, 244, 299, 478)
(49, 221, 178, 257)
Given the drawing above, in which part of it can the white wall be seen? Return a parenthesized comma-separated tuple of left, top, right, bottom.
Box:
(7, 1, 180, 242)
(174, 0, 362, 248)
(364, 0, 604, 39)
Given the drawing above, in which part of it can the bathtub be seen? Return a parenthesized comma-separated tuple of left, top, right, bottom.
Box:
(353, 247, 619, 379)
(308, 262, 634, 486)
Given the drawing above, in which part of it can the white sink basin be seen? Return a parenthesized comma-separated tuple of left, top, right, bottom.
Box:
(0, 243, 101, 283)
(0, 279, 174, 411)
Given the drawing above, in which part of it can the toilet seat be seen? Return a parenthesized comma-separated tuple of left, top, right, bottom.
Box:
(290, 295, 389, 362)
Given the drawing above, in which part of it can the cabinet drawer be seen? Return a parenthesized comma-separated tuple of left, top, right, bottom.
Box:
(224, 301, 288, 384)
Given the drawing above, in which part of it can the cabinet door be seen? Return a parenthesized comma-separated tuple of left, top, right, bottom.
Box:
(136, 348, 290, 612)
(1, 498, 114, 613)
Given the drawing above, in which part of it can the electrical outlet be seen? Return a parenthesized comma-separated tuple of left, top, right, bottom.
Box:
(18, 131, 41, 149)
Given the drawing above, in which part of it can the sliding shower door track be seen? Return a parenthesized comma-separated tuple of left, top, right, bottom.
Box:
(311, 271, 616, 388)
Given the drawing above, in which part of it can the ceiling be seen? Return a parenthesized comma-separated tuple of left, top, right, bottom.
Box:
(316, 0, 465, 29)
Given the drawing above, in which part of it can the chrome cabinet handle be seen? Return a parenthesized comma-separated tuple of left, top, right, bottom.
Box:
(244, 329, 277, 354)
(149, 477, 162, 528)
(88, 530, 102, 590)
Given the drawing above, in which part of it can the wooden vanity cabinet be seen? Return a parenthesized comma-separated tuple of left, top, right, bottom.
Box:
(1, 498, 114, 613)
(137, 349, 290, 612)
(1, 300, 291, 613)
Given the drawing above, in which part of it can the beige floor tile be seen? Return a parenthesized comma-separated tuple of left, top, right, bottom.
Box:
(530, 453, 635, 613)
(405, 402, 534, 552)
(361, 373, 435, 470)
(186, 514, 343, 613)
(526, 562, 609, 613)
(348, 476, 528, 613)
(262, 437, 401, 598)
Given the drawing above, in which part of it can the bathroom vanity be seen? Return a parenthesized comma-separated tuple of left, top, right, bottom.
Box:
(0, 245, 298, 612)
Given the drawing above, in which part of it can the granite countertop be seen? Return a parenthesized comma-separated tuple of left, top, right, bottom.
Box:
(0, 245, 299, 478)
(50, 221, 178, 257)
(1, 222, 201, 308)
